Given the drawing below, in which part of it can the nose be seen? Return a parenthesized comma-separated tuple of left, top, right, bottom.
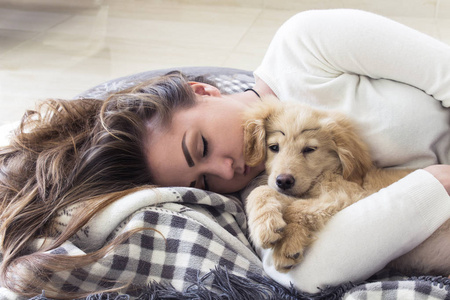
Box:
(276, 174, 295, 190)
(211, 157, 235, 180)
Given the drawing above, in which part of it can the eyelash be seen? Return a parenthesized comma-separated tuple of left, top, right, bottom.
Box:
(202, 136, 209, 157)
(201, 135, 209, 190)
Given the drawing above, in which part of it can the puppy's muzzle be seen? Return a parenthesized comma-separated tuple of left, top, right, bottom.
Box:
(276, 174, 295, 190)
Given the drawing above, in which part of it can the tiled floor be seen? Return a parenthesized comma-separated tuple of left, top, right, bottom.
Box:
(1, 0, 449, 125)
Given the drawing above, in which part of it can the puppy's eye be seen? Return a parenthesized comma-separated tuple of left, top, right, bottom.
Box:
(302, 146, 317, 154)
(269, 144, 279, 153)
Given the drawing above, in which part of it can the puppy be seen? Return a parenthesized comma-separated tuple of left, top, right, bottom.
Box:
(243, 96, 450, 275)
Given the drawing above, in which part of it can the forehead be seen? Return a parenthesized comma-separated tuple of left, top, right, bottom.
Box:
(145, 123, 184, 185)
(144, 105, 200, 185)
(267, 105, 323, 139)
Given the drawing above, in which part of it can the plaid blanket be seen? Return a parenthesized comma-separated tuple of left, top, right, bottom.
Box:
(2, 187, 450, 299)
(2, 68, 450, 299)
(49, 188, 262, 296)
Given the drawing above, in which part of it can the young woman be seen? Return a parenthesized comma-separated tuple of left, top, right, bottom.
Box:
(1, 8, 450, 299)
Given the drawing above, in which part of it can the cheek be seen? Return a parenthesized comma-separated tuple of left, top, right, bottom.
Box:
(214, 117, 243, 148)
(315, 150, 341, 171)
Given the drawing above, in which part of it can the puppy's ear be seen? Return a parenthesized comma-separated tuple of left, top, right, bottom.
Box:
(325, 113, 373, 184)
(243, 97, 278, 167)
(243, 118, 267, 167)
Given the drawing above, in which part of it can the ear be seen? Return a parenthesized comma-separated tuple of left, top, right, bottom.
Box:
(325, 113, 373, 184)
(189, 82, 221, 97)
(243, 117, 267, 167)
(242, 98, 279, 167)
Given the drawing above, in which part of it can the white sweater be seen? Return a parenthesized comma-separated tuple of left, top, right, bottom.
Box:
(254, 9, 450, 293)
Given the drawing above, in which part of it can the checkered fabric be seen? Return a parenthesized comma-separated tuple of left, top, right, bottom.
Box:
(39, 188, 264, 297)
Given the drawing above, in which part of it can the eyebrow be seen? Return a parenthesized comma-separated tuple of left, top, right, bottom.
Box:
(302, 127, 320, 133)
(268, 130, 285, 136)
(182, 132, 195, 167)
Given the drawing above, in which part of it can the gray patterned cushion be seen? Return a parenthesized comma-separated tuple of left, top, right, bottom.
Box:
(76, 66, 255, 99)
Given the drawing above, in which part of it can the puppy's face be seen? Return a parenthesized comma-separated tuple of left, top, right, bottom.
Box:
(264, 107, 341, 197)
(243, 97, 372, 197)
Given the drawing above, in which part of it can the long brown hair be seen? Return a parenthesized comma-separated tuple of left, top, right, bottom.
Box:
(0, 72, 197, 298)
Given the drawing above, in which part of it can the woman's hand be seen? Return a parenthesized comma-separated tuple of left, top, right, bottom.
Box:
(424, 165, 450, 195)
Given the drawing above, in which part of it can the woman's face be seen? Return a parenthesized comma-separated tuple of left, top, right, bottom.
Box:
(145, 83, 265, 194)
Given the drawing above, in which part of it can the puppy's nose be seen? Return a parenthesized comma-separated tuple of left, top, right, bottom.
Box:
(276, 174, 295, 190)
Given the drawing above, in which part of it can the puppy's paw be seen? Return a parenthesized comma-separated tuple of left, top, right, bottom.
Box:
(284, 202, 331, 231)
(250, 210, 287, 249)
(283, 201, 308, 224)
(246, 185, 294, 249)
(272, 223, 315, 272)
(295, 213, 325, 231)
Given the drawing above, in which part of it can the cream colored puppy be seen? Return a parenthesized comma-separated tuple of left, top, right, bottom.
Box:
(243, 96, 450, 275)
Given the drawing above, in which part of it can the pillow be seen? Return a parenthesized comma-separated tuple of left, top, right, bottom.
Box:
(76, 66, 255, 99)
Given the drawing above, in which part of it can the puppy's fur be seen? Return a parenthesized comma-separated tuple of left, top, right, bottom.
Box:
(244, 96, 450, 274)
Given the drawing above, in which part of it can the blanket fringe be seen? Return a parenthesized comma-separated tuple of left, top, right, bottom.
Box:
(136, 267, 356, 300)
(408, 275, 450, 290)
(29, 267, 356, 300)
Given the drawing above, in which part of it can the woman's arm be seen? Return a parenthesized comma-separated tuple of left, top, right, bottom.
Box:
(257, 9, 450, 106)
(259, 169, 450, 293)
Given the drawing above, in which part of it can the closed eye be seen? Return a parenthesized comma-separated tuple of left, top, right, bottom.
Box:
(202, 135, 209, 157)
(201, 136, 209, 190)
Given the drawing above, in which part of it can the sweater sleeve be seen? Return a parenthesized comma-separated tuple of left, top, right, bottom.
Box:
(258, 170, 450, 293)
(255, 9, 450, 106)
